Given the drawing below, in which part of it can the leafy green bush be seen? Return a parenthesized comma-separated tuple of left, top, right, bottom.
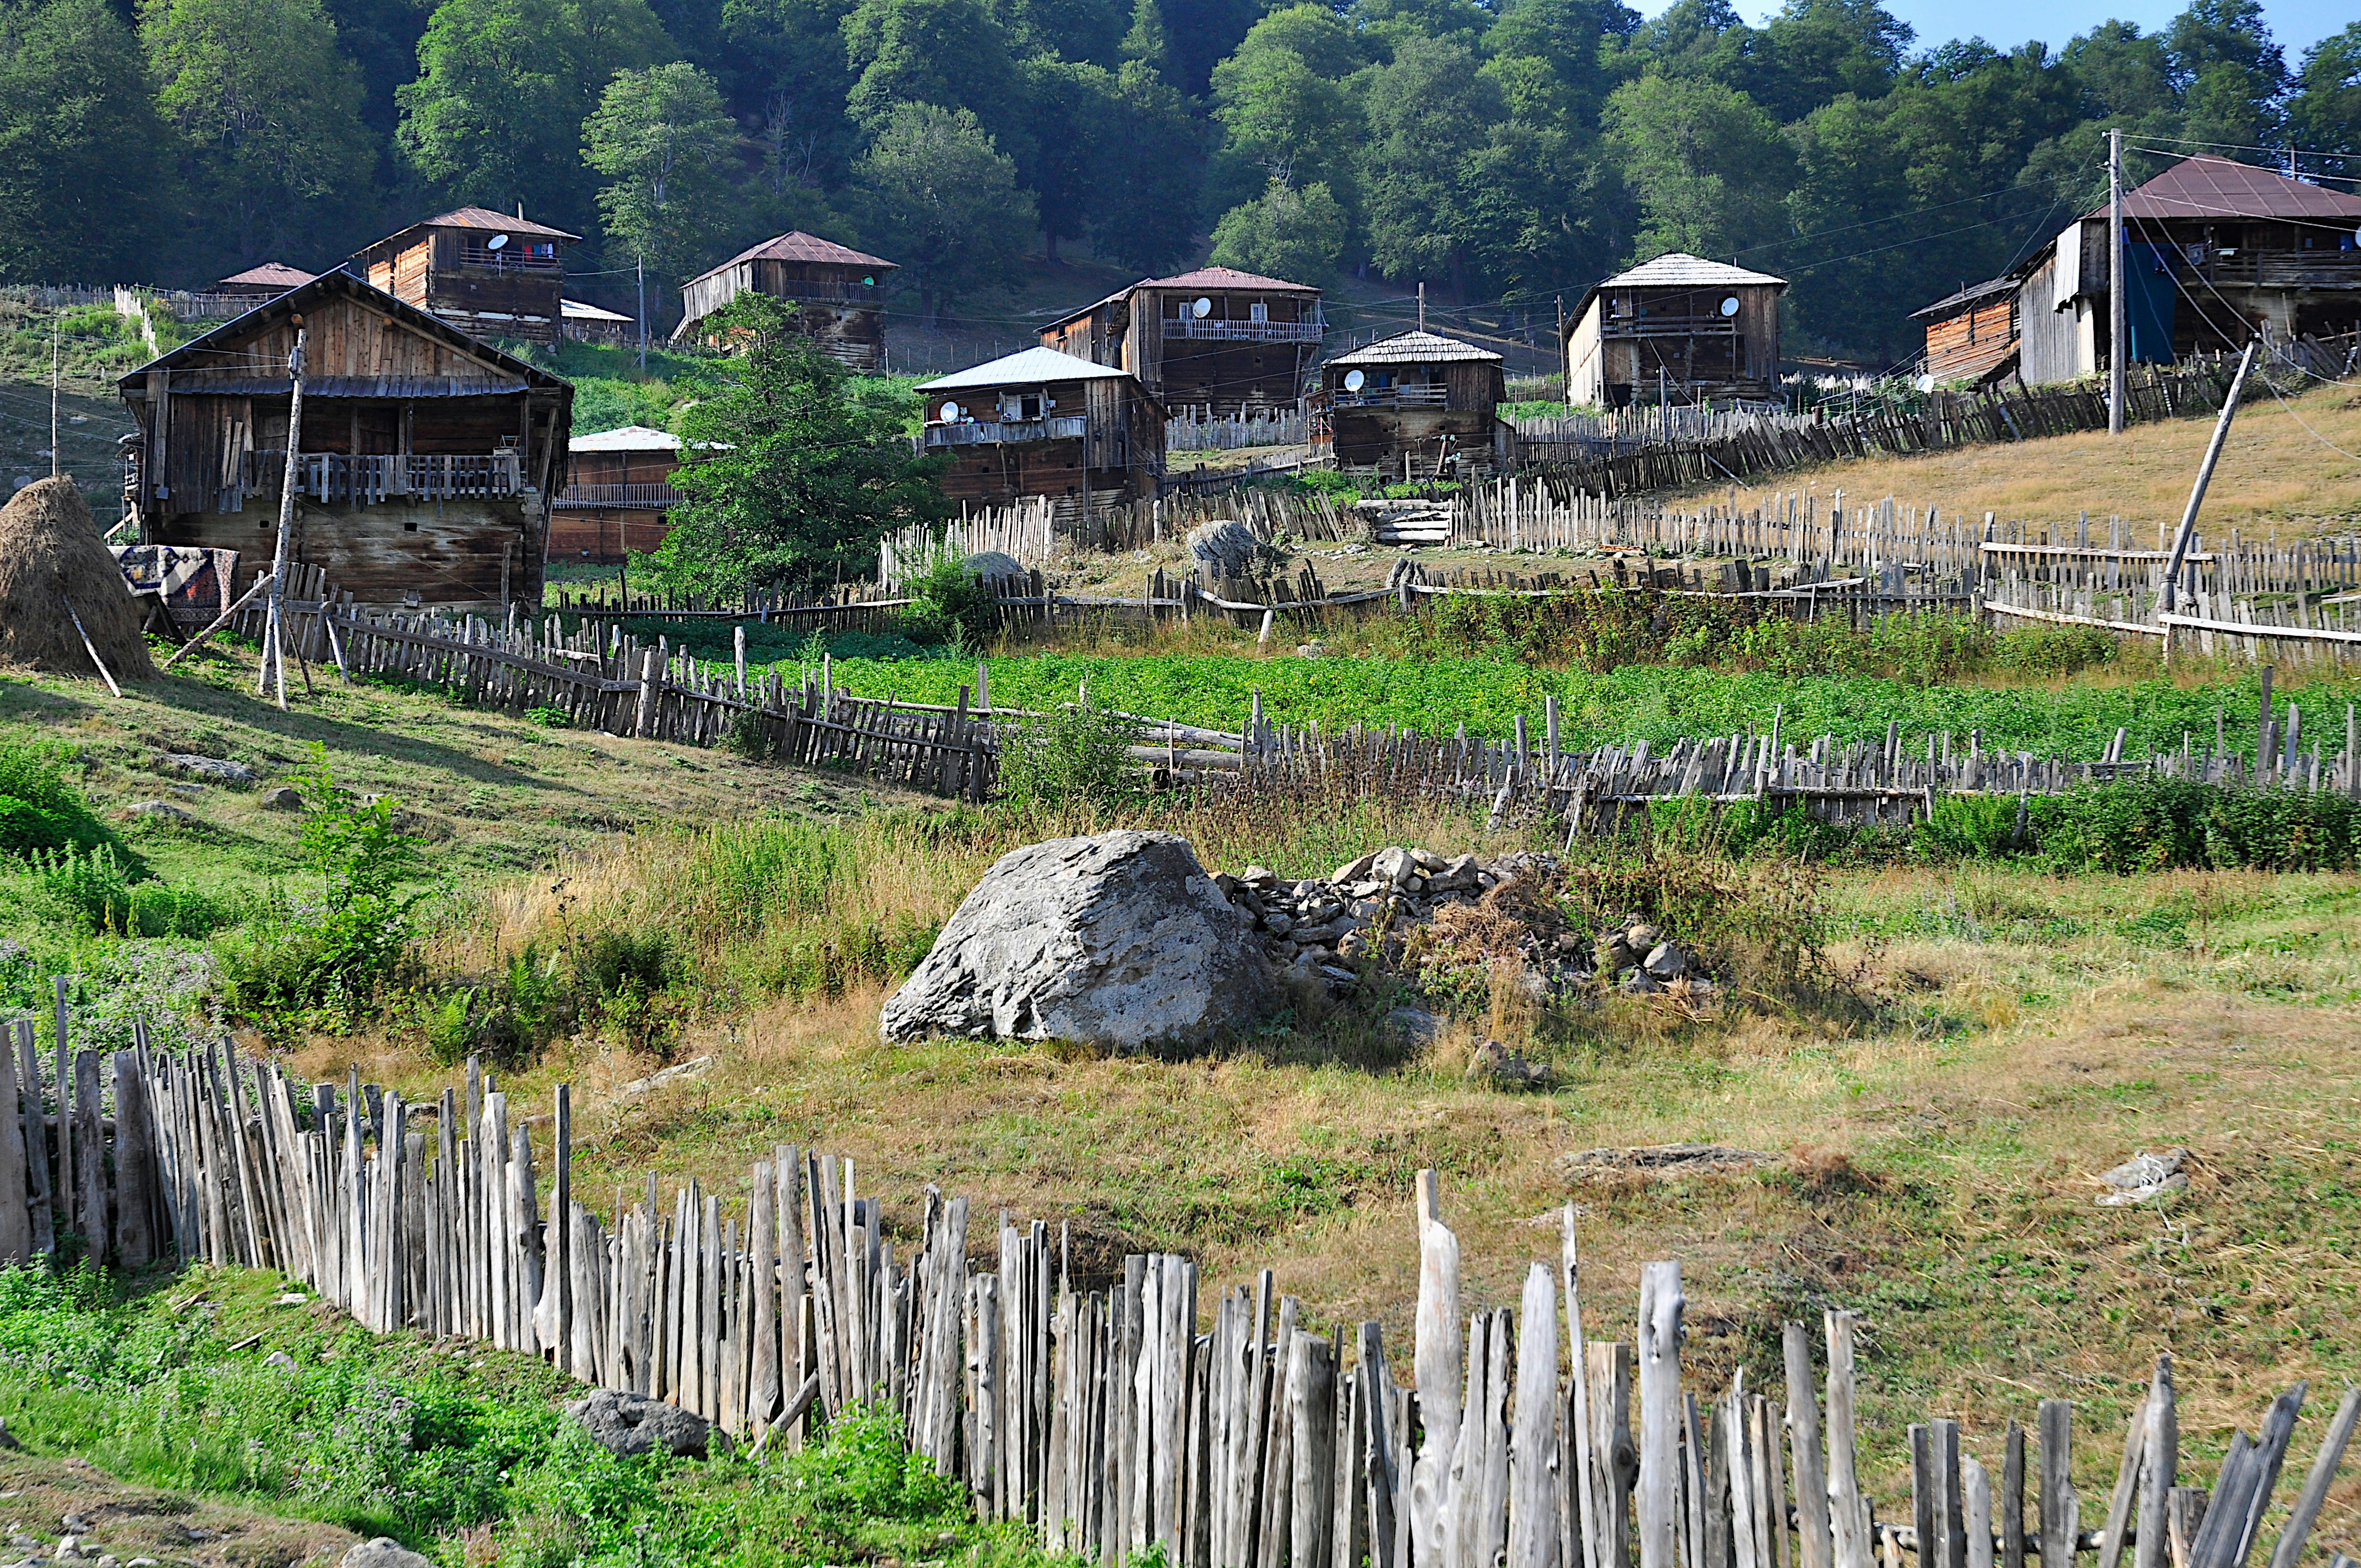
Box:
(0, 739, 131, 865)
(993, 696, 1143, 811)
(31, 844, 224, 938)
(1914, 792, 2024, 862)
(2034, 777, 2361, 873)
(215, 750, 429, 1030)
(526, 705, 573, 728)
(900, 552, 997, 647)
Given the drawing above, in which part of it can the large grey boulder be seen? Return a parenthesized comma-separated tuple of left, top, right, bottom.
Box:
(881, 831, 1276, 1049)
(565, 1387, 717, 1458)
(961, 549, 1026, 584)
(341, 1542, 436, 1568)
(1186, 520, 1262, 579)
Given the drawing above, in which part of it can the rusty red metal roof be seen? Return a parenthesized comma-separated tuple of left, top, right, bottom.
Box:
(2089, 154, 2361, 223)
(216, 262, 314, 289)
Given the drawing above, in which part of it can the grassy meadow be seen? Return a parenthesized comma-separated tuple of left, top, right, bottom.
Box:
(4, 599, 2361, 1564)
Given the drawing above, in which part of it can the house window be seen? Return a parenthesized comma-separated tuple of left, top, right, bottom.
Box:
(1250, 302, 1268, 323)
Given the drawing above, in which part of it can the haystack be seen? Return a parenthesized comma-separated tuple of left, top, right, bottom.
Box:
(0, 478, 156, 681)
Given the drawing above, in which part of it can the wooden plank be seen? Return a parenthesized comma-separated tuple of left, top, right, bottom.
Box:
(1826, 1312, 1871, 1568)
(1786, 1324, 1832, 1568)
(1511, 1264, 1560, 1568)
(2265, 1386, 2359, 1568)
(0, 1028, 28, 1262)
(1636, 1263, 1683, 1568)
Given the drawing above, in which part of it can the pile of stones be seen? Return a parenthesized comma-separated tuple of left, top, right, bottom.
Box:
(1212, 846, 1707, 1001)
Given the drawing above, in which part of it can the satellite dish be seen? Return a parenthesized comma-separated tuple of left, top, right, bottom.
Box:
(862, 275, 875, 286)
(1719, 295, 1740, 317)
(1914, 373, 1935, 393)
(940, 401, 961, 421)
(487, 233, 509, 251)
(1193, 296, 1212, 318)
(1343, 368, 1365, 392)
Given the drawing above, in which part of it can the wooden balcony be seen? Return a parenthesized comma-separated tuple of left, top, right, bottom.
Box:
(244, 450, 526, 507)
(2202, 249, 2361, 291)
(1330, 385, 1449, 409)
(454, 245, 563, 275)
(1599, 314, 1739, 339)
(556, 481, 681, 511)
(1162, 316, 1324, 344)
(923, 415, 1090, 449)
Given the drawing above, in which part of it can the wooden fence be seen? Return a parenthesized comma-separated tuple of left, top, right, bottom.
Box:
(1169, 407, 1312, 451)
(3, 1010, 2357, 1568)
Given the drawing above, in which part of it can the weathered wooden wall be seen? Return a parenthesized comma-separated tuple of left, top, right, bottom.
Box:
(1923, 297, 2019, 383)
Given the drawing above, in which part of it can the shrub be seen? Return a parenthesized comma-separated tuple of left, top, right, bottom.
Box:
(1914, 792, 2025, 862)
(31, 844, 224, 938)
(993, 696, 1143, 812)
(2033, 777, 2361, 873)
(899, 552, 997, 647)
(526, 705, 573, 728)
(215, 749, 429, 1028)
(0, 739, 130, 865)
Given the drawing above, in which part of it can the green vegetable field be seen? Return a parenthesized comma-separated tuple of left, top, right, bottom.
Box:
(806, 652, 2359, 761)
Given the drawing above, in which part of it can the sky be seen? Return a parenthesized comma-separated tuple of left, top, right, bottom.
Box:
(1644, 0, 2350, 58)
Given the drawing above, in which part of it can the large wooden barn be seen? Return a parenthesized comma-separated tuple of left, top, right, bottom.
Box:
(350, 206, 579, 346)
(674, 232, 895, 369)
(550, 426, 682, 564)
(1038, 266, 1322, 416)
(1563, 254, 1786, 407)
(918, 347, 1165, 522)
(1319, 330, 1509, 478)
(117, 271, 573, 610)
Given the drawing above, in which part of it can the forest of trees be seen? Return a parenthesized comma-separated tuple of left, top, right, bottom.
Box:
(0, 0, 2354, 363)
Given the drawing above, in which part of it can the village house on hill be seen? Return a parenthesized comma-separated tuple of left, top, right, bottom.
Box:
(918, 346, 1165, 522)
(350, 206, 579, 346)
(674, 232, 896, 370)
(213, 263, 314, 303)
(1040, 266, 1323, 417)
(117, 270, 573, 611)
(552, 426, 682, 564)
(1913, 154, 2361, 385)
(1319, 329, 1509, 480)
(1563, 253, 1787, 409)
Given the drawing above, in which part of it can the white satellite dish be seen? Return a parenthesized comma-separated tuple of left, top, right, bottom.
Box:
(1719, 295, 1740, 317)
(487, 233, 509, 251)
(1343, 368, 1365, 392)
(940, 401, 961, 421)
(1193, 296, 1212, 318)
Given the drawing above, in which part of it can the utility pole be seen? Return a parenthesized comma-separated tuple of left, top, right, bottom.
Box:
(2159, 338, 2255, 614)
(2108, 127, 2126, 435)
(50, 317, 60, 479)
(637, 254, 648, 375)
(1417, 281, 1426, 333)
(262, 322, 307, 711)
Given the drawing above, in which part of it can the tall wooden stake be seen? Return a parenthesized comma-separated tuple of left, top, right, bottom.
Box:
(50, 317, 61, 478)
(263, 322, 307, 710)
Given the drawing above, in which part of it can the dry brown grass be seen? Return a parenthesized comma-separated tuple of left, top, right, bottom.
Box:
(1669, 379, 2361, 538)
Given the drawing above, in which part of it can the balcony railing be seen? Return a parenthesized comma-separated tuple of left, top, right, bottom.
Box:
(923, 415, 1090, 449)
(245, 450, 526, 507)
(1330, 385, 1449, 409)
(769, 280, 885, 306)
(556, 482, 681, 510)
(1599, 314, 1739, 339)
(1162, 317, 1324, 343)
(455, 245, 563, 274)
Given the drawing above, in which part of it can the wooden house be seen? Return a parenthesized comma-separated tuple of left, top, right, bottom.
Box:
(674, 232, 895, 369)
(1564, 254, 1786, 407)
(350, 206, 579, 346)
(561, 298, 635, 347)
(2012, 154, 2361, 383)
(1318, 330, 1508, 478)
(116, 270, 573, 610)
(1039, 266, 1323, 416)
(1910, 274, 2023, 384)
(551, 426, 681, 563)
(917, 346, 1164, 522)
(214, 262, 314, 302)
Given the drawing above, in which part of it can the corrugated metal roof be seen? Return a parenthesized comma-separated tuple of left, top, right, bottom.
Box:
(562, 298, 633, 323)
(1909, 275, 2019, 322)
(918, 346, 1135, 390)
(2087, 153, 2361, 222)
(216, 262, 313, 288)
(571, 424, 679, 451)
(418, 205, 581, 241)
(1139, 265, 1320, 294)
(686, 231, 897, 287)
(1328, 330, 1500, 367)
(1599, 253, 1787, 290)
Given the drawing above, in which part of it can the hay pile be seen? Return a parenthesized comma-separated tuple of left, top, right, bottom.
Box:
(0, 478, 155, 681)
